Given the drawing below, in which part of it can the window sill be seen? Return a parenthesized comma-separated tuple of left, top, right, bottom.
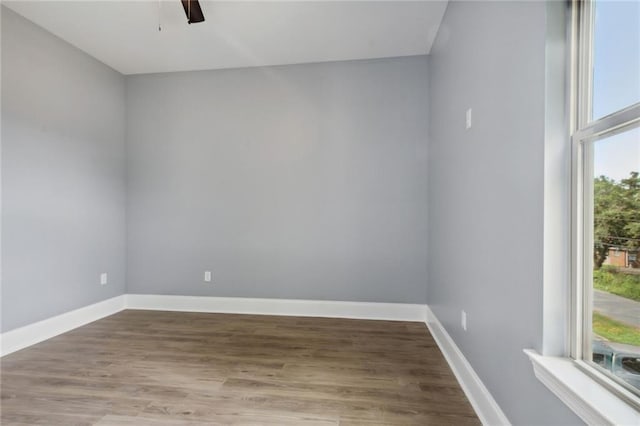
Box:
(524, 349, 640, 425)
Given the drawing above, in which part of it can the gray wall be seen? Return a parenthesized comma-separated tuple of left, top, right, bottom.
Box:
(0, 5, 583, 423)
(126, 57, 429, 303)
(427, 2, 581, 424)
(1, 8, 127, 332)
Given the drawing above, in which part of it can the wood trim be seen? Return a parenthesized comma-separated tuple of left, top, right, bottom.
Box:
(125, 294, 427, 322)
(0, 295, 126, 357)
(0, 296, 513, 425)
(524, 349, 640, 426)
(1, 309, 481, 424)
(0, 295, 426, 357)
(425, 306, 511, 426)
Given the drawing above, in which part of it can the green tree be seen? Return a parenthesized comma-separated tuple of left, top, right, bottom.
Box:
(621, 172, 640, 252)
(594, 171, 640, 269)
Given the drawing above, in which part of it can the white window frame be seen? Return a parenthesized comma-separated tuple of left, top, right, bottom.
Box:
(526, 2, 640, 424)
(570, 0, 640, 406)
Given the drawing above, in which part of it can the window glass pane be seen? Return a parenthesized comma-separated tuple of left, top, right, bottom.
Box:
(592, 0, 640, 120)
(591, 125, 640, 392)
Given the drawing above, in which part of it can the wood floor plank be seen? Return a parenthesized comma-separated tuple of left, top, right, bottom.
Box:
(1, 310, 479, 425)
(95, 412, 338, 426)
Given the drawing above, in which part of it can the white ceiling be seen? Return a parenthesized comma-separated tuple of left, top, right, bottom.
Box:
(4, 1, 448, 75)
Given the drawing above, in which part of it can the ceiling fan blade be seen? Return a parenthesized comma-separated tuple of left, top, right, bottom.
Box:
(180, 0, 205, 24)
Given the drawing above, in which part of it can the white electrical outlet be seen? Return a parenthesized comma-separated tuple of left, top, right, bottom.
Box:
(100, 273, 108, 285)
(204, 271, 212, 283)
(465, 108, 472, 129)
(461, 310, 467, 331)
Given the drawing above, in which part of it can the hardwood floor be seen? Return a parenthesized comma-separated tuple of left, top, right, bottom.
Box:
(1, 310, 480, 425)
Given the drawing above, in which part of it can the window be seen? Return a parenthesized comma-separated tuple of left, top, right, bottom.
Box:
(572, 0, 640, 404)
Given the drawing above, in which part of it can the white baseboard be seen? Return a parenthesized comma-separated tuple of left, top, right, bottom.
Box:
(0, 295, 507, 426)
(425, 306, 511, 426)
(0, 295, 126, 357)
(0, 295, 424, 358)
(125, 294, 426, 322)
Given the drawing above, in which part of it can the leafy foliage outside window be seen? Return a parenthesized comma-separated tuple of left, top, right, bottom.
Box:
(593, 172, 640, 269)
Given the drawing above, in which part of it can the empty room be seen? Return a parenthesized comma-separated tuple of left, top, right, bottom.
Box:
(1, 0, 639, 425)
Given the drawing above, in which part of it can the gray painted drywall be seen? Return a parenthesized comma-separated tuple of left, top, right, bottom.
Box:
(1, 7, 126, 332)
(427, 2, 582, 425)
(126, 57, 429, 302)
